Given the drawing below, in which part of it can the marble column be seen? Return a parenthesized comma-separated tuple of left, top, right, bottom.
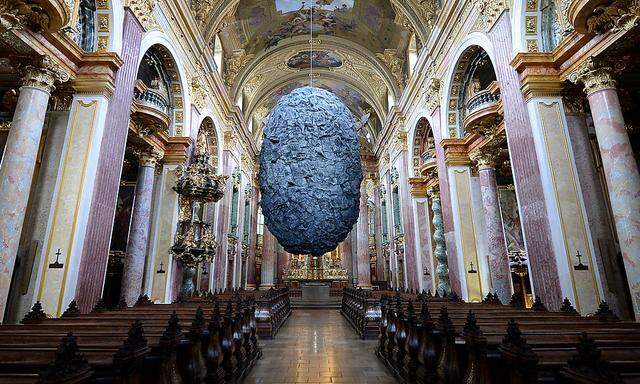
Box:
(214, 151, 232, 290)
(0, 58, 68, 317)
(356, 181, 371, 288)
(339, 232, 353, 280)
(429, 187, 451, 296)
(246, 189, 259, 289)
(76, 9, 144, 312)
(472, 151, 512, 303)
(260, 226, 276, 289)
(373, 188, 385, 283)
(121, 151, 160, 305)
(565, 103, 628, 316)
(571, 58, 640, 318)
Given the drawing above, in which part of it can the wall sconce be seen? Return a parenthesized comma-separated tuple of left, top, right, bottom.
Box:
(574, 251, 588, 271)
(48, 248, 64, 269)
(423, 267, 431, 276)
(156, 262, 166, 274)
(202, 265, 209, 276)
(468, 262, 477, 274)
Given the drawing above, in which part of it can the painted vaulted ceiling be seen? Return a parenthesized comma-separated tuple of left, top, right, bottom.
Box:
(190, 0, 440, 149)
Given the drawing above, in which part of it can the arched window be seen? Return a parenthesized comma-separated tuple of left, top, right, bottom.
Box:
(75, 0, 97, 51)
(540, 0, 561, 51)
(229, 168, 241, 236)
(257, 206, 264, 236)
(391, 169, 403, 235)
(407, 34, 418, 76)
(242, 188, 251, 245)
(380, 188, 389, 244)
(213, 34, 224, 75)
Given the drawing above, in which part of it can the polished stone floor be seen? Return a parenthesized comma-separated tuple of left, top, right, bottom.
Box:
(244, 310, 397, 384)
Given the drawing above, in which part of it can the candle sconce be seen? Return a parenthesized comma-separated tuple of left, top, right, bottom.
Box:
(423, 267, 431, 276)
(468, 262, 477, 274)
(156, 262, 166, 274)
(49, 249, 64, 269)
(574, 251, 589, 271)
(201, 264, 209, 276)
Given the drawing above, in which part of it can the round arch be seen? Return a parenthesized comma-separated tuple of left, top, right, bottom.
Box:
(232, 35, 401, 114)
(195, 112, 224, 174)
(441, 33, 497, 140)
(138, 31, 191, 137)
(410, 117, 435, 177)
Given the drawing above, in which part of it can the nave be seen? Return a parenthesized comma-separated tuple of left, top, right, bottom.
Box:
(245, 310, 395, 384)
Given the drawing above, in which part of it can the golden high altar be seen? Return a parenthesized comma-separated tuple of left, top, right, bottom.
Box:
(283, 249, 349, 282)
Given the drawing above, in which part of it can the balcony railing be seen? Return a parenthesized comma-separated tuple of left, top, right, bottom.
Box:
(134, 89, 170, 115)
(466, 90, 500, 115)
(421, 149, 436, 164)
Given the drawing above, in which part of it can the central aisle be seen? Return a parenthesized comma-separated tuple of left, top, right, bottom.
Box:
(245, 310, 397, 384)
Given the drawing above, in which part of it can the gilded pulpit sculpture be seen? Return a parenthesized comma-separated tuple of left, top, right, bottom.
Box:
(172, 134, 228, 294)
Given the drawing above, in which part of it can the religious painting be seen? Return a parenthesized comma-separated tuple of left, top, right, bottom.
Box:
(498, 188, 525, 253)
(109, 183, 136, 252)
(287, 50, 343, 69)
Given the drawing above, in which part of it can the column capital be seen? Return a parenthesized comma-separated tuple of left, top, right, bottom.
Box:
(138, 149, 163, 167)
(569, 57, 624, 96)
(18, 56, 69, 94)
(426, 184, 440, 200)
(470, 150, 498, 171)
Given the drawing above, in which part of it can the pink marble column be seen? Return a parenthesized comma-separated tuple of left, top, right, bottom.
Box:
(572, 58, 640, 318)
(398, 153, 420, 291)
(356, 182, 371, 288)
(339, 232, 353, 281)
(565, 106, 629, 316)
(213, 150, 232, 290)
(260, 226, 276, 288)
(473, 152, 512, 303)
(0, 59, 68, 317)
(430, 107, 461, 294)
(246, 189, 259, 289)
(76, 10, 144, 312)
(489, 13, 561, 309)
(373, 188, 385, 283)
(415, 200, 433, 292)
(121, 152, 159, 305)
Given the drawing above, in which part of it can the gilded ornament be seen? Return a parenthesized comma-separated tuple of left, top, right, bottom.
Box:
(569, 57, 625, 96)
(586, 0, 640, 34)
(472, 0, 509, 31)
(526, 39, 539, 52)
(376, 49, 405, 87)
(224, 49, 253, 88)
(18, 55, 70, 93)
(0, 0, 52, 32)
(470, 150, 497, 170)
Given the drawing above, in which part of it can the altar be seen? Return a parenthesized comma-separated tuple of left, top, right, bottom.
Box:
(282, 251, 349, 288)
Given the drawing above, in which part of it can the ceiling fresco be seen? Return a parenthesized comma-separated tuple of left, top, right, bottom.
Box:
(287, 50, 343, 69)
(226, 0, 410, 55)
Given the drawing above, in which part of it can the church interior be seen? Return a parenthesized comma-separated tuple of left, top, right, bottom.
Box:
(1, 0, 640, 382)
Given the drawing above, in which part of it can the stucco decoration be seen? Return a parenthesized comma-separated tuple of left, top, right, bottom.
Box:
(259, 87, 362, 256)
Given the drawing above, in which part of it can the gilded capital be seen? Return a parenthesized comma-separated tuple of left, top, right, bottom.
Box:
(139, 149, 163, 167)
(470, 150, 497, 171)
(569, 57, 624, 96)
(19, 56, 70, 94)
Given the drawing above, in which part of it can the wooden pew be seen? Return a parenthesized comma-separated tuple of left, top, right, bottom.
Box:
(365, 291, 640, 384)
(0, 289, 282, 384)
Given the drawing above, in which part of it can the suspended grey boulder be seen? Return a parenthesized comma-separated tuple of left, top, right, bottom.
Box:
(259, 86, 362, 256)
